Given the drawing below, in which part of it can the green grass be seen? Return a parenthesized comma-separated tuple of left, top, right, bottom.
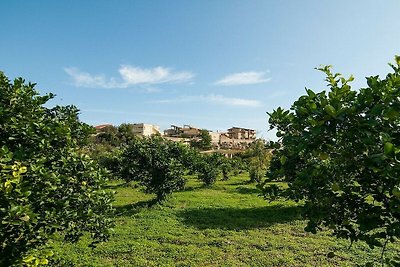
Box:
(51, 173, 399, 266)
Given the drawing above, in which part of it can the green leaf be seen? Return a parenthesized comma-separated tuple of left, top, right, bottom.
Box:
(384, 142, 394, 155)
(331, 182, 340, 192)
(319, 152, 329, 160)
(324, 105, 336, 117)
(280, 155, 287, 165)
(392, 187, 400, 198)
(20, 215, 30, 222)
(395, 55, 400, 66)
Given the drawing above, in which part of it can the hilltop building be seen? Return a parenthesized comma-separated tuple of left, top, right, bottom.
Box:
(132, 123, 161, 136)
(209, 127, 257, 150)
(227, 127, 256, 140)
(163, 125, 202, 138)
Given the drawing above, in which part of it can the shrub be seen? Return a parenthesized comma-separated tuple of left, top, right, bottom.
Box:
(120, 136, 191, 202)
(197, 153, 223, 186)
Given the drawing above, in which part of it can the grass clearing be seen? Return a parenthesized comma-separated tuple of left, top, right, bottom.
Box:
(52, 173, 399, 266)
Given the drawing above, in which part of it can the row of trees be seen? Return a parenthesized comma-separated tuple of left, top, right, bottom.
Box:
(87, 121, 271, 203)
(94, 133, 262, 201)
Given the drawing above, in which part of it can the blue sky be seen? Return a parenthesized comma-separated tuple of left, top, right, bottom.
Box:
(1, 1, 399, 140)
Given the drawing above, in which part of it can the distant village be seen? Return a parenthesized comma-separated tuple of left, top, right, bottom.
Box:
(95, 123, 257, 151)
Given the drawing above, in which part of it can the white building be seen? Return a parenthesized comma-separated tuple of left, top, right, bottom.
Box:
(132, 123, 161, 137)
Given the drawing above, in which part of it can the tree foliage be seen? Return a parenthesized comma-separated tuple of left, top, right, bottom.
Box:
(197, 153, 224, 186)
(0, 73, 114, 266)
(242, 140, 271, 182)
(120, 136, 195, 202)
(262, 57, 400, 262)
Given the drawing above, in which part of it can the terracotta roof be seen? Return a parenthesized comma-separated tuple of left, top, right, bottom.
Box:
(94, 124, 113, 130)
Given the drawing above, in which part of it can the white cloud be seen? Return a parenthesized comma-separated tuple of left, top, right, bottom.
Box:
(206, 94, 261, 107)
(119, 65, 193, 85)
(64, 67, 120, 88)
(64, 65, 194, 88)
(214, 71, 271, 86)
(151, 94, 261, 107)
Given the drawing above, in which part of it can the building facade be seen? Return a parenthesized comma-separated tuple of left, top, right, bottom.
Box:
(132, 123, 161, 136)
(227, 127, 257, 140)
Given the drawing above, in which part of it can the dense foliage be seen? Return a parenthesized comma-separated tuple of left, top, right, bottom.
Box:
(86, 124, 138, 179)
(0, 73, 114, 266)
(197, 153, 224, 186)
(262, 57, 400, 263)
(241, 140, 271, 182)
(120, 136, 196, 201)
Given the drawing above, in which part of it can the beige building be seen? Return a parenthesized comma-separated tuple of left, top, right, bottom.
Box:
(164, 125, 182, 137)
(132, 123, 161, 136)
(181, 125, 201, 137)
(209, 132, 222, 146)
(227, 127, 256, 140)
(164, 125, 201, 138)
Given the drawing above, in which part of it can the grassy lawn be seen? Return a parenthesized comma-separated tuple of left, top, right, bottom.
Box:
(52, 173, 399, 266)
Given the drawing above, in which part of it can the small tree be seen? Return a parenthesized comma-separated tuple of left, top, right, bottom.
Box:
(197, 153, 223, 186)
(262, 57, 400, 264)
(243, 139, 271, 183)
(220, 156, 232, 181)
(120, 136, 191, 202)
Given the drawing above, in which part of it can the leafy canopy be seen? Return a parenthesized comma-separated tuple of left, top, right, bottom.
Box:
(262, 57, 400, 261)
(0, 72, 114, 266)
(120, 136, 197, 202)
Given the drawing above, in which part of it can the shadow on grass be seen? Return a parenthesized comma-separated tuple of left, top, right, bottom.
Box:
(227, 180, 254, 186)
(182, 185, 203, 192)
(114, 199, 157, 217)
(177, 205, 302, 230)
(233, 186, 262, 195)
(104, 182, 131, 189)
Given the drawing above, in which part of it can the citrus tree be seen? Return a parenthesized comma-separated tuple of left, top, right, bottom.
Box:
(261, 57, 400, 264)
(242, 140, 271, 182)
(0, 73, 114, 266)
(120, 136, 194, 202)
(197, 153, 224, 186)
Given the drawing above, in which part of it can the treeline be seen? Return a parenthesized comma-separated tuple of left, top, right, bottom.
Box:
(88, 124, 271, 201)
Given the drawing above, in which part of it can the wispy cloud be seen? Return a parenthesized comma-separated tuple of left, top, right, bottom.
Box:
(64, 65, 194, 88)
(207, 94, 261, 107)
(214, 71, 270, 86)
(151, 94, 261, 107)
(119, 65, 193, 85)
(64, 68, 120, 88)
(81, 108, 212, 120)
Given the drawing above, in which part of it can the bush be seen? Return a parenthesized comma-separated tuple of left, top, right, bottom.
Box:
(120, 136, 193, 202)
(262, 57, 400, 263)
(242, 140, 271, 182)
(197, 153, 223, 186)
(0, 73, 114, 266)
